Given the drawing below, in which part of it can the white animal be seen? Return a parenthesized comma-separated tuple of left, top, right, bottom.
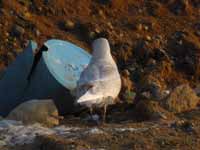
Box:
(76, 38, 121, 121)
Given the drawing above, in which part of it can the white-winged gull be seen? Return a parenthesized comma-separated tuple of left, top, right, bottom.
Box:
(76, 38, 121, 122)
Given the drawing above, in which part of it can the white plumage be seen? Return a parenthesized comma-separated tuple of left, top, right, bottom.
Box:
(76, 38, 121, 121)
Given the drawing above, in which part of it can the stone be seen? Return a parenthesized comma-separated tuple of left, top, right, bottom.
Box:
(141, 91, 152, 99)
(139, 75, 164, 101)
(144, 25, 149, 31)
(145, 35, 152, 41)
(168, 31, 200, 76)
(11, 25, 25, 37)
(136, 23, 142, 31)
(163, 84, 199, 113)
(88, 31, 96, 39)
(34, 134, 90, 150)
(35, 29, 41, 36)
(7, 99, 62, 127)
(107, 22, 113, 29)
(64, 20, 75, 30)
(134, 99, 167, 121)
(171, 120, 194, 133)
(195, 31, 200, 37)
(169, 0, 190, 15)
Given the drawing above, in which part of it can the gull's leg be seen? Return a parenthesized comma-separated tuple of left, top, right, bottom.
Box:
(103, 104, 107, 123)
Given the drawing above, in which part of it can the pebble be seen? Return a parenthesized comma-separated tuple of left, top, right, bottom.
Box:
(5, 32, 9, 37)
(146, 58, 157, 67)
(141, 91, 152, 99)
(12, 25, 25, 37)
(64, 20, 75, 30)
(195, 31, 200, 37)
(35, 29, 41, 36)
(146, 35, 152, 41)
(89, 31, 96, 39)
(144, 25, 149, 31)
(136, 23, 142, 31)
(98, 9, 104, 17)
(123, 69, 130, 76)
(119, 33, 124, 37)
(95, 27, 101, 34)
(171, 120, 194, 133)
(107, 22, 113, 29)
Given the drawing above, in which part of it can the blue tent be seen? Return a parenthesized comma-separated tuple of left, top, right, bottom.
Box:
(0, 39, 91, 117)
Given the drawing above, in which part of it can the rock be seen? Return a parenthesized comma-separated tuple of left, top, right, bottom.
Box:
(7, 99, 62, 127)
(153, 48, 170, 61)
(134, 99, 167, 121)
(169, 0, 190, 15)
(167, 31, 200, 76)
(141, 91, 152, 99)
(64, 20, 75, 30)
(163, 84, 199, 113)
(34, 134, 90, 150)
(58, 20, 75, 31)
(195, 31, 200, 37)
(144, 25, 149, 31)
(11, 25, 25, 37)
(139, 75, 164, 101)
(136, 23, 142, 31)
(107, 22, 113, 30)
(35, 29, 40, 36)
(146, 1, 160, 16)
(88, 31, 96, 39)
(146, 58, 156, 68)
(171, 120, 194, 133)
(98, 9, 104, 17)
(145, 35, 152, 41)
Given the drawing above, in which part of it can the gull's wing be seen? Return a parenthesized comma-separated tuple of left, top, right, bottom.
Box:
(77, 60, 118, 87)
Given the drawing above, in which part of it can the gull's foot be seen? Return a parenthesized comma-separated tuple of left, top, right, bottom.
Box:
(84, 114, 101, 125)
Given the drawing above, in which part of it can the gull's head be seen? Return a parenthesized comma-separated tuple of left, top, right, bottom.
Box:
(92, 38, 111, 59)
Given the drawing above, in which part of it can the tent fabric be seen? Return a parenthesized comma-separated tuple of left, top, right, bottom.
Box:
(0, 41, 37, 116)
(0, 39, 91, 117)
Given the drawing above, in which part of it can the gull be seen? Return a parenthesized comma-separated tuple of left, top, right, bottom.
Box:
(76, 38, 121, 122)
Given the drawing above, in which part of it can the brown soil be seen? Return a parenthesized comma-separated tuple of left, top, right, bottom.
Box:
(1, 0, 200, 149)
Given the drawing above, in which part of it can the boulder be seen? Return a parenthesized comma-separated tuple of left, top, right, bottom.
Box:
(164, 84, 199, 113)
(134, 99, 167, 121)
(7, 99, 62, 127)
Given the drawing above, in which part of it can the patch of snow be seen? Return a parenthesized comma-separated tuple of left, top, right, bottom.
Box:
(86, 127, 105, 134)
(112, 127, 149, 133)
(0, 120, 55, 146)
(0, 119, 155, 147)
(53, 125, 80, 135)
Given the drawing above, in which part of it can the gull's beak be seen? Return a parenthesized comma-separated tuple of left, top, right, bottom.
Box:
(77, 91, 102, 104)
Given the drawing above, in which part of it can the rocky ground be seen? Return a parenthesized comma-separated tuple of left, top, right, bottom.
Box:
(0, 0, 200, 149)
